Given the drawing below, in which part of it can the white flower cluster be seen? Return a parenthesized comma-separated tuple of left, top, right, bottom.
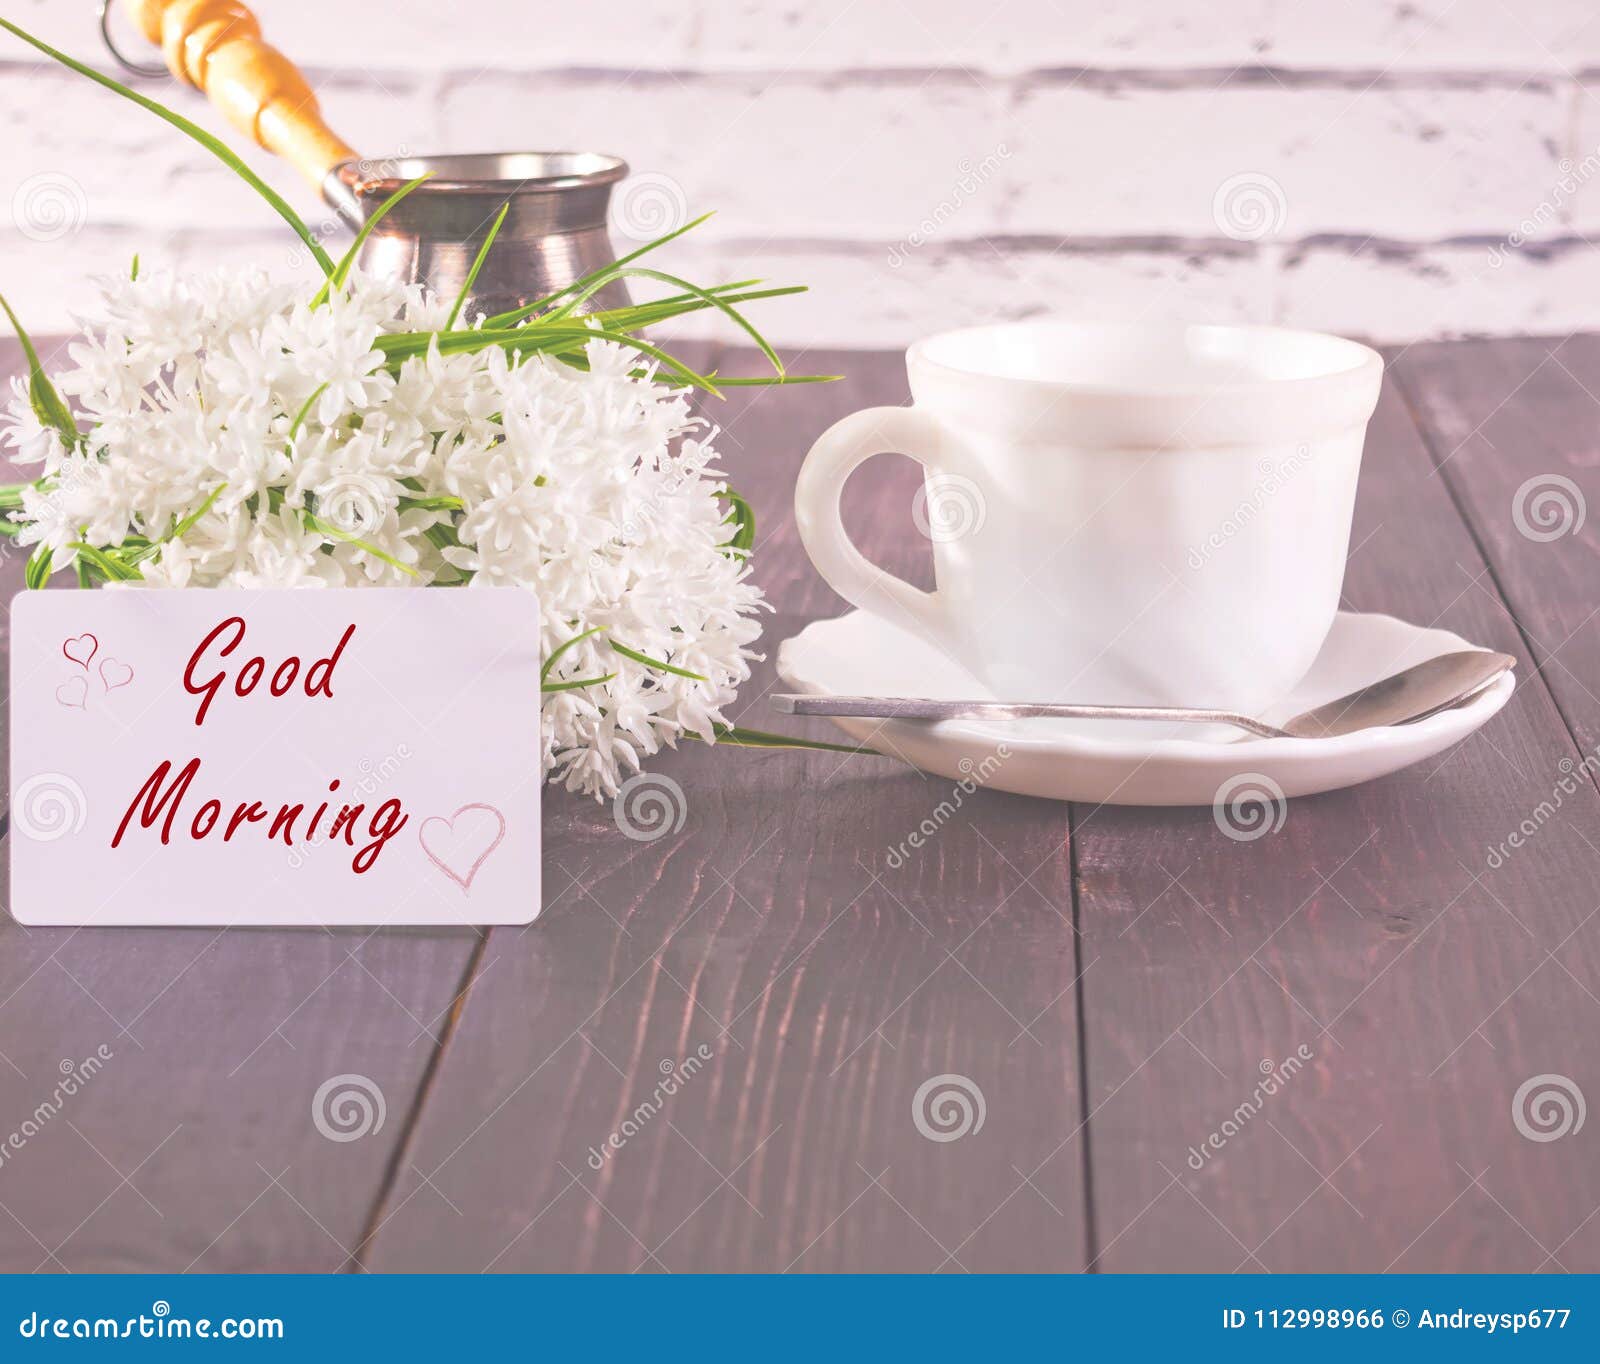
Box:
(1, 267, 765, 797)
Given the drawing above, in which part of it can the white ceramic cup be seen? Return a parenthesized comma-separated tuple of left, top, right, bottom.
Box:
(794, 321, 1384, 714)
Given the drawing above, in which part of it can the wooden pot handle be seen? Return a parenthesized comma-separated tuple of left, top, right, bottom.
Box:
(124, 0, 358, 190)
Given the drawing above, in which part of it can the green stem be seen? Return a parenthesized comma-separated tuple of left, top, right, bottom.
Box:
(300, 510, 418, 577)
(703, 724, 883, 756)
(0, 19, 335, 276)
(609, 639, 707, 682)
(446, 202, 510, 330)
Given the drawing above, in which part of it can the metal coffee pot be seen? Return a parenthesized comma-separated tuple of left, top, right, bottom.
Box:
(111, 0, 631, 316)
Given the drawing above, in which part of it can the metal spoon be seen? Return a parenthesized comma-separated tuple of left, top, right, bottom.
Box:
(771, 650, 1516, 740)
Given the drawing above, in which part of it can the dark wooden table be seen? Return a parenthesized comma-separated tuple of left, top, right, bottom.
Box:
(0, 334, 1597, 1273)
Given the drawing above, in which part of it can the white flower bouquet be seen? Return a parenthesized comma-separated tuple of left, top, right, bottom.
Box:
(0, 21, 855, 799)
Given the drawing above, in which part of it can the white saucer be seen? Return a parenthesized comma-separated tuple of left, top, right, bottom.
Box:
(775, 610, 1514, 805)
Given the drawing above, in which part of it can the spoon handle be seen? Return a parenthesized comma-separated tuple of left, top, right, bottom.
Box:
(769, 694, 1284, 738)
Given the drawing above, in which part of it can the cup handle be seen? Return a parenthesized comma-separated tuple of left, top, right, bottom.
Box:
(794, 405, 951, 641)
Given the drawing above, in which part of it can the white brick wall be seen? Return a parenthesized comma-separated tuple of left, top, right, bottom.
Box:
(2, 0, 1597, 345)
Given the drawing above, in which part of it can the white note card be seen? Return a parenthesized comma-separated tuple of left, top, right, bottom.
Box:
(9, 588, 542, 926)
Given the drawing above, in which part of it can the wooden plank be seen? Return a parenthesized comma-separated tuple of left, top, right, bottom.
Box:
(0, 338, 481, 1271)
(363, 350, 1090, 1272)
(8, 323, 1592, 1274)
(0, 917, 483, 1271)
(1392, 335, 1600, 752)
(1073, 373, 1600, 1271)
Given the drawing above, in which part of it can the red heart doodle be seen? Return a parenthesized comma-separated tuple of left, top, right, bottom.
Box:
(419, 803, 506, 893)
(62, 633, 98, 669)
(99, 657, 133, 693)
(55, 676, 88, 710)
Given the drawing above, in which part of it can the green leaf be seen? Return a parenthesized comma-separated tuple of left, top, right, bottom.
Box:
(718, 486, 755, 554)
(608, 639, 708, 682)
(300, 510, 419, 577)
(541, 626, 605, 685)
(481, 211, 717, 330)
(702, 725, 881, 756)
(312, 173, 434, 307)
(397, 493, 464, 513)
(576, 327, 723, 395)
(0, 291, 76, 445)
(423, 521, 461, 549)
(585, 284, 807, 334)
(548, 267, 786, 376)
(420, 519, 470, 584)
(287, 382, 331, 445)
(24, 544, 52, 590)
(130, 482, 228, 565)
(602, 210, 718, 274)
(445, 201, 510, 330)
(701, 373, 843, 388)
(379, 322, 723, 396)
(68, 542, 142, 582)
(546, 351, 839, 391)
(0, 19, 334, 277)
(172, 481, 227, 539)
